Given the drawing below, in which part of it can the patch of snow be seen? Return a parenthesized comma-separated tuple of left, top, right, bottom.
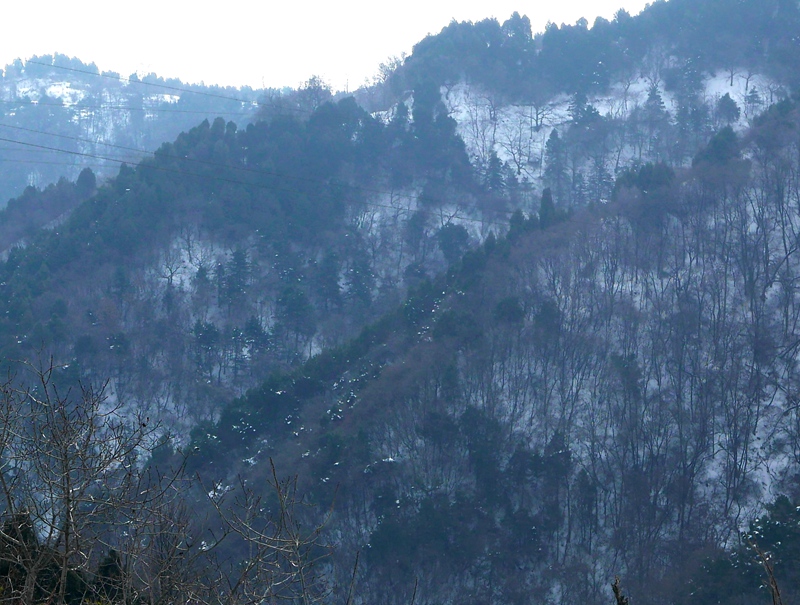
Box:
(443, 69, 783, 206)
(44, 82, 85, 106)
(147, 93, 181, 104)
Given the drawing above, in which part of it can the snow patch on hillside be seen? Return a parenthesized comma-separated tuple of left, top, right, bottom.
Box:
(150, 94, 181, 104)
(44, 81, 86, 105)
(6, 78, 86, 106)
(444, 69, 784, 200)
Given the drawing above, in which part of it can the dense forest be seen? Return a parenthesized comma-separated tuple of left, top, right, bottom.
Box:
(1, 0, 800, 604)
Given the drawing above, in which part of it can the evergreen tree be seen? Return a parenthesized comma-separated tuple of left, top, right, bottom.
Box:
(643, 84, 671, 158)
(716, 93, 741, 126)
(744, 87, 763, 118)
(483, 150, 506, 194)
(75, 167, 96, 197)
(276, 285, 316, 349)
(224, 249, 249, 310)
(437, 223, 470, 265)
(315, 251, 342, 311)
(539, 187, 557, 229)
(543, 130, 569, 204)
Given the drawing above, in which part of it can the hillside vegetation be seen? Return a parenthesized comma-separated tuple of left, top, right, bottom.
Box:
(1, 1, 800, 604)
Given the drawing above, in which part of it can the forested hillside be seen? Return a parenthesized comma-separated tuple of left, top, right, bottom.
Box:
(2, 0, 800, 604)
(184, 101, 800, 604)
(0, 54, 263, 205)
(384, 0, 800, 102)
(0, 84, 492, 430)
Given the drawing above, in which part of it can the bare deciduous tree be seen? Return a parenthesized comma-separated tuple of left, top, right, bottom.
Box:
(0, 362, 333, 605)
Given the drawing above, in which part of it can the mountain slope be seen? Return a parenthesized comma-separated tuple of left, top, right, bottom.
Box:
(4, 2, 800, 603)
(183, 99, 800, 604)
(0, 54, 264, 204)
(0, 88, 505, 431)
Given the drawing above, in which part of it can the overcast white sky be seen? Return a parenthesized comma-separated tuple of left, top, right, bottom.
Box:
(3, 0, 651, 92)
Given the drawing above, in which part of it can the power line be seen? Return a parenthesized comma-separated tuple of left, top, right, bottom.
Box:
(0, 142, 140, 165)
(0, 133, 515, 229)
(0, 121, 509, 220)
(0, 121, 352, 190)
(0, 67, 523, 230)
(25, 61, 318, 117)
(26, 61, 262, 106)
(0, 147, 84, 154)
(0, 122, 330, 190)
(0, 159, 88, 166)
(0, 123, 153, 158)
(0, 98, 259, 117)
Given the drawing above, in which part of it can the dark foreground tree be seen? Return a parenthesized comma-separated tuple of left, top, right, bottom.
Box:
(0, 362, 332, 605)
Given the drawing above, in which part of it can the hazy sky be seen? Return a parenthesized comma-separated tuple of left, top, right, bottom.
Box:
(4, 1, 651, 91)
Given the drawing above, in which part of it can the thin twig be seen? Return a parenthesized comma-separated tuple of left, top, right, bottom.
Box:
(345, 551, 360, 605)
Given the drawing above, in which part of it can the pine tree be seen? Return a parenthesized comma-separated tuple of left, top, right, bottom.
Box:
(543, 130, 569, 204)
(716, 93, 741, 126)
(539, 188, 557, 230)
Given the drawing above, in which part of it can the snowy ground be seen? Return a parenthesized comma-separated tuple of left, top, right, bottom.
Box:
(443, 69, 784, 197)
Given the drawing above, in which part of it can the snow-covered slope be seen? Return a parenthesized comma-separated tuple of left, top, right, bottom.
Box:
(443, 70, 786, 203)
(0, 63, 263, 202)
